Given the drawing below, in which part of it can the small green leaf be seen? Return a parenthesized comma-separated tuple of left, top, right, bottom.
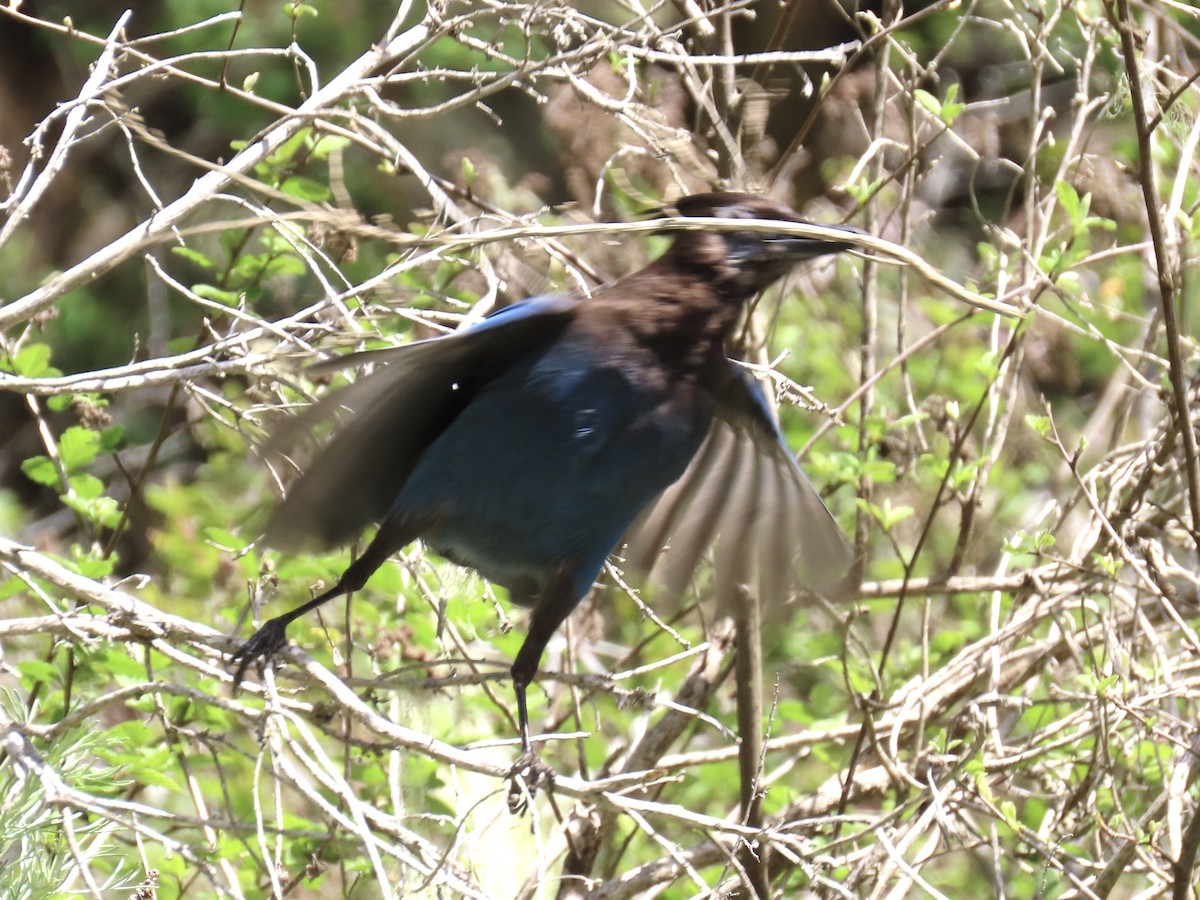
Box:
(856, 498, 914, 531)
(171, 246, 216, 269)
(21, 455, 60, 486)
(67, 473, 105, 499)
(1025, 414, 1051, 438)
(102, 651, 148, 681)
(260, 255, 307, 279)
(68, 550, 115, 579)
(938, 83, 964, 124)
(62, 493, 121, 528)
(59, 426, 101, 470)
(999, 800, 1019, 830)
(1055, 180, 1081, 222)
(135, 766, 182, 791)
(285, 2, 319, 19)
(192, 284, 242, 307)
(914, 88, 941, 116)
(168, 336, 199, 354)
(13, 343, 61, 378)
(860, 458, 898, 483)
(1095, 673, 1120, 693)
(309, 134, 351, 160)
(204, 527, 248, 550)
(99, 425, 125, 453)
(842, 176, 881, 205)
(279, 176, 332, 202)
(267, 129, 311, 168)
(18, 659, 59, 685)
(889, 411, 930, 429)
(1091, 552, 1123, 579)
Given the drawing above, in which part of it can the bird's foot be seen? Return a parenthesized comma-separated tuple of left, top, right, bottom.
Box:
(230, 616, 291, 689)
(506, 749, 555, 815)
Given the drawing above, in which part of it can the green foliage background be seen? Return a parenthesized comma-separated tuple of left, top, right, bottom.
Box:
(0, 1, 1198, 897)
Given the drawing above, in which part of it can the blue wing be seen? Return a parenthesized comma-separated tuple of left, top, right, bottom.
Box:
(263, 295, 579, 550)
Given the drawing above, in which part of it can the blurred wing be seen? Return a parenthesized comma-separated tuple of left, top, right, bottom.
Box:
(263, 295, 579, 551)
(620, 363, 857, 612)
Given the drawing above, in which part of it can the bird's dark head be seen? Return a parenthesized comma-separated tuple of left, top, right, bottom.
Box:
(659, 192, 861, 302)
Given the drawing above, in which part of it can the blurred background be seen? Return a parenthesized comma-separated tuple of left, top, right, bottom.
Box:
(0, 0, 1197, 897)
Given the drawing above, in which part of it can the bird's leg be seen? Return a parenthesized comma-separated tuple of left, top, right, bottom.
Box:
(231, 517, 418, 687)
(506, 569, 582, 814)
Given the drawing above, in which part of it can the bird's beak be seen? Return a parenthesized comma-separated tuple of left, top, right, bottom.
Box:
(768, 224, 864, 260)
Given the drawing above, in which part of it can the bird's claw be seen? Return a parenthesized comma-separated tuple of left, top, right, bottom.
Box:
(230, 617, 289, 688)
(507, 749, 555, 815)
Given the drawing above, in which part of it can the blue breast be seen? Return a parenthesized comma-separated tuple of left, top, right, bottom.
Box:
(391, 337, 709, 600)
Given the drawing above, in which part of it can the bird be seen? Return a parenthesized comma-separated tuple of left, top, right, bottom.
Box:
(231, 191, 860, 801)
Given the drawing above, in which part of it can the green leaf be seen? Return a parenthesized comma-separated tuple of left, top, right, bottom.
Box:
(860, 458, 898, 483)
(1091, 552, 1123, 579)
(21, 455, 60, 486)
(170, 246, 216, 269)
(66, 549, 115, 579)
(268, 129, 311, 169)
(857, 498, 914, 531)
(192, 284, 242, 307)
(261, 255, 307, 279)
(98, 425, 125, 453)
(231, 253, 268, 280)
(309, 134, 351, 160)
(914, 88, 941, 116)
(1024, 414, 1051, 438)
(279, 176, 332, 202)
(13, 343, 61, 378)
(1055, 180, 1081, 223)
(59, 426, 101, 470)
(999, 800, 1020, 830)
(1004, 529, 1056, 555)
(204, 527, 248, 550)
(102, 651, 147, 681)
(889, 411, 930, 429)
(219, 228, 249, 257)
(105, 719, 156, 746)
(67, 473, 105, 499)
(1181, 209, 1200, 240)
(938, 82, 964, 124)
(285, 2, 319, 19)
(18, 659, 59, 685)
(843, 176, 881, 205)
(914, 86, 963, 125)
(62, 493, 121, 528)
(167, 336, 199, 354)
(135, 766, 182, 791)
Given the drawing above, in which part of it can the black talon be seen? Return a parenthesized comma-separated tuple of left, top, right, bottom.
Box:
(230, 615, 292, 687)
(507, 749, 556, 815)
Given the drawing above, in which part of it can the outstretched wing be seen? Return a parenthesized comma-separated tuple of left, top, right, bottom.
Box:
(263, 295, 579, 551)
(620, 363, 857, 610)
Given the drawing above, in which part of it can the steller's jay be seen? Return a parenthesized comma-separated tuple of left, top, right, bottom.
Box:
(232, 192, 859, 797)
